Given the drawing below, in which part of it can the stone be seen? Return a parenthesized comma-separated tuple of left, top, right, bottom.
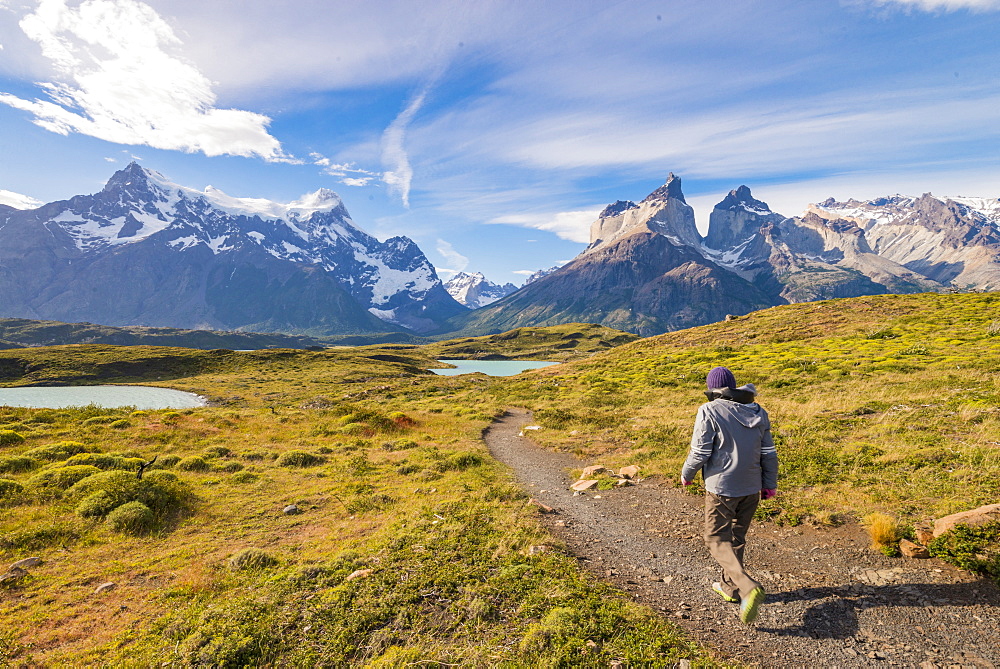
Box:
(900, 539, 931, 559)
(0, 567, 27, 585)
(283, 504, 300, 515)
(9, 557, 42, 570)
(615, 479, 633, 487)
(528, 498, 555, 513)
(618, 465, 639, 479)
(94, 582, 116, 594)
(581, 465, 606, 478)
(933, 503, 1000, 537)
(571, 479, 599, 491)
(345, 569, 373, 581)
(914, 525, 935, 545)
(528, 545, 550, 555)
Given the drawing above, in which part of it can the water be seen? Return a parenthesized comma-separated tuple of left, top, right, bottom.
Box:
(0, 385, 206, 409)
(431, 360, 558, 377)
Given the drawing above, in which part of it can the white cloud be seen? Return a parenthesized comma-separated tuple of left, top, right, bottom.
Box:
(435, 239, 469, 272)
(340, 177, 373, 187)
(0, 0, 287, 160)
(488, 208, 602, 244)
(853, 0, 1000, 10)
(381, 90, 426, 208)
(0, 188, 42, 208)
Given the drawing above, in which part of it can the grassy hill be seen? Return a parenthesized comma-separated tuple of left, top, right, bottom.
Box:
(3, 294, 1000, 663)
(0, 328, 696, 665)
(483, 292, 1000, 524)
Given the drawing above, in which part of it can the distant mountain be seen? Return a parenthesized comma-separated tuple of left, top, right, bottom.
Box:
(0, 163, 465, 336)
(444, 272, 518, 309)
(443, 175, 1000, 336)
(0, 317, 328, 350)
(524, 265, 561, 285)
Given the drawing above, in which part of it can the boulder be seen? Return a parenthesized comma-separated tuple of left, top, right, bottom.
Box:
(899, 539, 930, 559)
(283, 504, 300, 515)
(571, 479, 599, 491)
(618, 465, 639, 479)
(913, 525, 935, 546)
(345, 568, 373, 581)
(528, 545, 550, 555)
(581, 465, 606, 478)
(933, 503, 1000, 538)
(9, 557, 42, 571)
(0, 567, 27, 585)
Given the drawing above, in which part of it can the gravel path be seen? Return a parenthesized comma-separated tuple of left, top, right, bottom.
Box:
(485, 408, 1000, 668)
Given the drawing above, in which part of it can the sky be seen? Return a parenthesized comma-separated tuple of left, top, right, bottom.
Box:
(1, 0, 999, 286)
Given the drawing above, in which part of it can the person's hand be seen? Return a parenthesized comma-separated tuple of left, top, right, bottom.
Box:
(681, 478, 693, 486)
(761, 488, 777, 500)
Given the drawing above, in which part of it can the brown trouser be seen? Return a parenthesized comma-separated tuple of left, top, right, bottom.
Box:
(704, 491, 761, 600)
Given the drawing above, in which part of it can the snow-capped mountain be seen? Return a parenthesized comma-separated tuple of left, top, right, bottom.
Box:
(446, 175, 1000, 337)
(0, 163, 465, 335)
(444, 272, 517, 309)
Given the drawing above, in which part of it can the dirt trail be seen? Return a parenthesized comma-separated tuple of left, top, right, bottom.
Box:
(484, 408, 1000, 668)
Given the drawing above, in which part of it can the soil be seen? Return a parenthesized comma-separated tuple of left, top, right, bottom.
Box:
(484, 408, 1000, 668)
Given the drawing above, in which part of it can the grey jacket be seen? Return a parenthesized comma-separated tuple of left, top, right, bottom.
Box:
(681, 385, 778, 497)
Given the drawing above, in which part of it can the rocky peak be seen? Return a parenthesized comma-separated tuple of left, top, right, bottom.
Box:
(716, 185, 771, 214)
(599, 200, 638, 218)
(641, 173, 686, 204)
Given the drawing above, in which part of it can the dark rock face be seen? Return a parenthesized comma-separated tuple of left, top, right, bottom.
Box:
(447, 232, 773, 337)
(0, 164, 465, 336)
(599, 200, 639, 218)
(641, 172, 686, 204)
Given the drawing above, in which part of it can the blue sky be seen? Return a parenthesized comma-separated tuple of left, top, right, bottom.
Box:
(1, 0, 999, 286)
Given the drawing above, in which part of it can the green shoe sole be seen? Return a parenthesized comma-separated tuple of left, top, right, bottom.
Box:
(739, 587, 765, 624)
(712, 583, 739, 603)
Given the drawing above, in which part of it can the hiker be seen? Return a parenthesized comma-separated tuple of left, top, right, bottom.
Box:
(681, 366, 778, 624)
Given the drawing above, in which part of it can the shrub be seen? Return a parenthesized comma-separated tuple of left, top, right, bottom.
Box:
(929, 521, 1000, 584)
(24, 441, 96, 462)
(217, 462, 244, 473)
(863, 513, 900, 556)
(396, 463, 420, 475)
(177, 456, 210, 472)
(239, 451, 267, 461)
(0, 456, 39, 474)
(109, 419, 131, 429)
(0, 478, 25, 499)
(64, 453, 144, 471)
(436, 452, 484, 472)
(67, 470, 192, 520)
(203, 446, 232, 458)
(277, 451, 325, 467)
(229, 472, 259, 484)
(76, 490, 119, 518)
(0, 430, 25, 447)
(28, 465, 101, 491)
(158, 455, 182, 468)
(228, 548, 278, 571)
(106, 501, 155, 535)
(82, 416, 118, 426)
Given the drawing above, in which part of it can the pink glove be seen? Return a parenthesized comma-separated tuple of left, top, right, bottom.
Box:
(761, 488, 777, 500)
(681, 478, 693, 486)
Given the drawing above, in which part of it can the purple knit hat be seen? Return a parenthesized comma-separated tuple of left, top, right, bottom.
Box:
(706, 366, 737, 390)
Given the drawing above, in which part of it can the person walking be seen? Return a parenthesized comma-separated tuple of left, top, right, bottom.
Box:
(681, 366, 778, 624)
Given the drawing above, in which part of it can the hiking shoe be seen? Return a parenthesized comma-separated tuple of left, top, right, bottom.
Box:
(739, 586, 765, 624)
(712, 582, 739, 603)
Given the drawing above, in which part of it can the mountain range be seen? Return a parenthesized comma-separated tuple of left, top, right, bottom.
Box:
(0, 164, 465, 337)
(446, 175, 1000, 336)
(5, 165, 1000, 341)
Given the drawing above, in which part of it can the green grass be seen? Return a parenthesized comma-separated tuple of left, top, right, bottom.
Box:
(0, 325, 705, 666)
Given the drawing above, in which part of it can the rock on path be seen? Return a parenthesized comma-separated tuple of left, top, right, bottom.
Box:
(484, 408, 1000, 668)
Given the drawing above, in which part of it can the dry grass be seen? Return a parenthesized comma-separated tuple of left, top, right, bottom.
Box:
(862, 512, 899, 549)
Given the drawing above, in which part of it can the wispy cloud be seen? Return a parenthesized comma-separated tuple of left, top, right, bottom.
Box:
(488, 208, 601, 244)
(435, 239, 469, 273)
(310, 153, 379, 187)
(381, 90, 427, 207)
(0, 188, 42, 209)
(0, 0, 287, 160)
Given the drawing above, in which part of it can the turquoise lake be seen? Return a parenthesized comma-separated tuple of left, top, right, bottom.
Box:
(0, 385, 206, 409)
(431, 360, 559, 376)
